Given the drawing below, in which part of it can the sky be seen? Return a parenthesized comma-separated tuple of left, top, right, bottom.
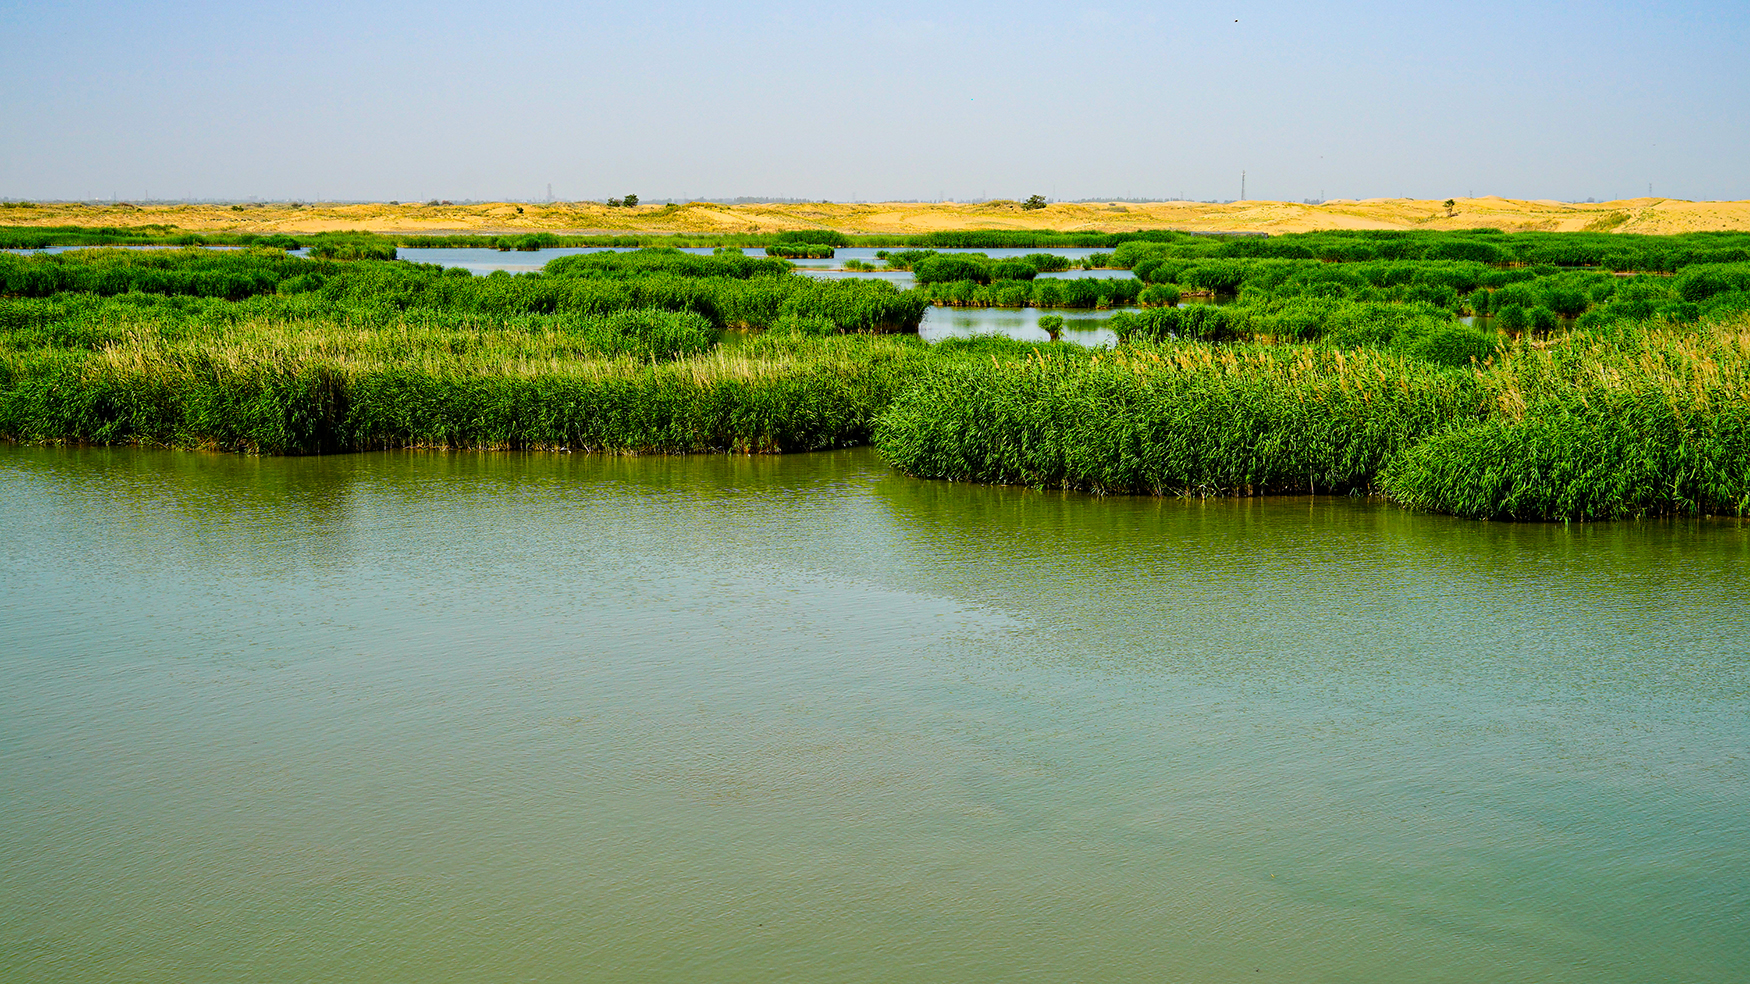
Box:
(2, 0, 1746, 203)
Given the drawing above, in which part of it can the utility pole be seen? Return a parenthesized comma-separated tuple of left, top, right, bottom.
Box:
(1240, 171, 1245, 201)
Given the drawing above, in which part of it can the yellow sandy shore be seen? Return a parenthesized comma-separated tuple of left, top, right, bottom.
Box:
(6, 197, 1750, 237)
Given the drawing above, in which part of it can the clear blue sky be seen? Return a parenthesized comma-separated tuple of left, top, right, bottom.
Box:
(2, 0, 1745, 203)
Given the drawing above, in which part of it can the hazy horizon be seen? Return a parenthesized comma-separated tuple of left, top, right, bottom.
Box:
(4, 0, 1746, 204)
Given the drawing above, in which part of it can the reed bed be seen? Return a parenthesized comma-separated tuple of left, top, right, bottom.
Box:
(875, 312, 1750, 520)
(875, 342, 1482, 496)
(0, 311, 923, 454)
(0, 247, 321, 300)
(1107, 229, 1750, 272)
(544, 248, 791, 280)
(1381, 318, 1750, 519)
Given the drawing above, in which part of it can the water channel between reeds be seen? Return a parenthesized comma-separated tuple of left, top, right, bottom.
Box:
(395, 247, 1155, 341)
(2, 245, 1160, 342)
(3, 444, 1746, 984)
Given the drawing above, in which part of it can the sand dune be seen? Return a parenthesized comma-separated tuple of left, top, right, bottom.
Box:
(8, 196, 1750, 237)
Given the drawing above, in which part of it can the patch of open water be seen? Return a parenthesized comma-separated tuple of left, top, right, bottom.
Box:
(2, 445, 1746, 984)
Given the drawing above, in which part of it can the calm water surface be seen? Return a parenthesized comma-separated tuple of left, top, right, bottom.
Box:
(390, 246, 1137, 287)
(2, 445, 1746, 983)
(389, 247, 1147, 344)
(919, 306, 1127, 345)
(8, 246, 1145, 343)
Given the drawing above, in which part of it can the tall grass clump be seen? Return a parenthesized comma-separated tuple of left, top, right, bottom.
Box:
(772, 230, 853, 248)
(765, 244, 836, 259)
(306, 238, 399, 261)
(912, 255, 992, 285)
(544, 248, 791, 280)
(1381, 315, 1750, 520)
(875, 343, 1481, 496)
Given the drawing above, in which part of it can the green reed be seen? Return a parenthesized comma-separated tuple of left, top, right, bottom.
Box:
(875, 341, 1482, 496)
(1380, 317, 1750, 519)
(0, 305, 924, 455)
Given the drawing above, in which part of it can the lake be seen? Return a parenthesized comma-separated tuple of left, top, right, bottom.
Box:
(3, 444, 1746, 983)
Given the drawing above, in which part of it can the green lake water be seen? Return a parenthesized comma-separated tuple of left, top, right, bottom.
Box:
(2, 445, 1746, 983)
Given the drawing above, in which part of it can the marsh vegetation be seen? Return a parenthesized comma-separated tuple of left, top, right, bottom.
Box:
(4, 231, 1748, 520)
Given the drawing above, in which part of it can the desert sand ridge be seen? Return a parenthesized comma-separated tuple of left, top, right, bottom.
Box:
(8, 197, 1750, 237)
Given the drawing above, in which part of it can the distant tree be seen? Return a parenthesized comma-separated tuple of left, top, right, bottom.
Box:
(606, 198, 622, 208)
(1038, 314, 1065, 341)
(623, 194, 639, 208)
(1443, 198, 1457, 217)
(1023, 194, 1048, 211)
